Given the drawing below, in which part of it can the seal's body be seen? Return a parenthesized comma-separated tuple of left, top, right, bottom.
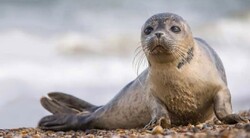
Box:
(38, 13, 248, 131)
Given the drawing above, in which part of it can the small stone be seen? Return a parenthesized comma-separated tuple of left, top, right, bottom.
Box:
(21, 134, 29, 138)
(196, 123, 204, 129)
(129, 133, 137, 138)
(117, 129, 126, 135)
(214, 120, 222, 125)
(178, 127, 188, 133)
(32, 134, 41, 138)
(194, 132, 207, 138)
(164, 129, 173, 135)
(192, 127, 200, 133)
(64, 135, 73, 138)
(151, 125, 164, 135)
(220, 129, 230, 138)
(56, 131, 65, 136)
(244, 124, 250, 132)
(118, 133, 127, 138)
(235, 123, 245, 129)
(140, 131, 147, 135)
(85, 129, 98, 135)
(188, 124, 195, 128)
(184, 132, 193, 136)
(202, 123, 212, 129)
(21, 130, 28, 135)
(86, 134, 95, 138)
(5, 134, 13, 138)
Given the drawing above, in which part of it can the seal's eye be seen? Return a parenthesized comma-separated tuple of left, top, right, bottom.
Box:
(144, 26, 153, 35)
(170, 26, 181, 33)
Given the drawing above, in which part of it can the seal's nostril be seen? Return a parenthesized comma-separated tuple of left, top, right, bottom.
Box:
(155, 32, 163, 38)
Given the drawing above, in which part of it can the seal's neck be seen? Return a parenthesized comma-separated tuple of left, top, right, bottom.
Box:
(177, 47, 194, 69)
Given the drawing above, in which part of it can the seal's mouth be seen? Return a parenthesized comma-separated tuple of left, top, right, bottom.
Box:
(149, 44, 172, 55)
(151, 45, 165, 52)
(145, 37, 174, 55)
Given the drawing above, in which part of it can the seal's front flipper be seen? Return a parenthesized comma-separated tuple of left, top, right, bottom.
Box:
(38, 114, 91, 131)
(214, 88, 249, 124)
(48, 92, 99, 112)
(220, 114, 249, 124)
(145, 95, 171, 130)
(41, 97, 80, 114)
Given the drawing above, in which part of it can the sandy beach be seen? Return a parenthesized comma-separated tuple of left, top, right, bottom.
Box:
(1, 123, 249, 138)
(1, 111, 249, 138)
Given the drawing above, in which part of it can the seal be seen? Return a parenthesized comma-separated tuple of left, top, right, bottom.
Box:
(38, 13, 249, 131)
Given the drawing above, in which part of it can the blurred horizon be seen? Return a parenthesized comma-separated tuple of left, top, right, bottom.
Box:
(0, 0, 250, 128)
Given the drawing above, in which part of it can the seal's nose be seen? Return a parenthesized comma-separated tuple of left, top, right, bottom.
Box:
(155, 32, 163, 38)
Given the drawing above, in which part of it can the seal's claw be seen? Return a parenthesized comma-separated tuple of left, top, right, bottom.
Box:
(144, 118, 157, 130)
(144, 117, 171, 130)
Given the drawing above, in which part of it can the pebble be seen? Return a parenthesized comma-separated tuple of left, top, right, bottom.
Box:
(129, 133, 137, 138)
(85, 129, 98, 134)
(195, 123, 203, 129)
(194, 132, 207, 138)
(202, 123, 212, 129)
(163, 129, 171, 135)
(32, 134, 41, 138)
(235, 123, 245, 129)
(184, 132, 193, 136)
(214, 120, 222, 125)
(192, 127, 200, 133)
(5, 134, 13, 138)
(86, 134, 95, 138)
(220, 129, 231, 138)
(21, 130, 28, 135)
(151, 125, 164, 135)
(244, 124, 250, 132)
(56, 131, 65, 136)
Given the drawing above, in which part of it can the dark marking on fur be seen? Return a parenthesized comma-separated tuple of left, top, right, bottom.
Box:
(177, 47, 194, 69)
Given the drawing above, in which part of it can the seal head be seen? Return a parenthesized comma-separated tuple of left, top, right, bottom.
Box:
(141, 13, 194, 64)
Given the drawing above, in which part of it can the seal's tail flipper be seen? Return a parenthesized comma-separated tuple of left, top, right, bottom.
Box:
(41, 97, 80, 114)
(38, 114, 91, 131)
(41, 92, 99, 114)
